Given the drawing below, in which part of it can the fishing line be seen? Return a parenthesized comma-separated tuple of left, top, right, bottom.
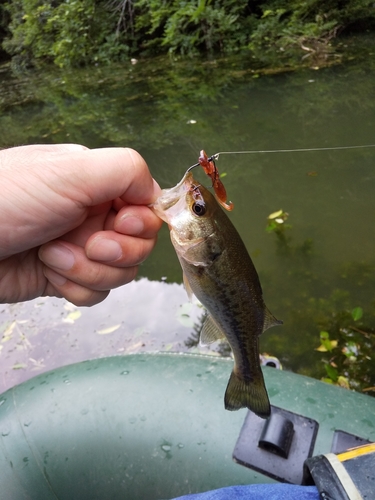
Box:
(210, 144, 375, 161)
(186, 144, 375, 171)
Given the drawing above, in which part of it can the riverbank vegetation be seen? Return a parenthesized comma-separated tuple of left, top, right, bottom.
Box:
(1, 0, 375, 69)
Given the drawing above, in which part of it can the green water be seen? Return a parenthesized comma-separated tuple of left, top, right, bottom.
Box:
(1, 53, 374, 391)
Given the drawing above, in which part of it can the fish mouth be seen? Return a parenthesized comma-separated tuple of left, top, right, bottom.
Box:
(151, 171, 194, 219)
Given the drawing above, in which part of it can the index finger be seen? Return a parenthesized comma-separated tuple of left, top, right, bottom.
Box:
(58, 147, 161, 207)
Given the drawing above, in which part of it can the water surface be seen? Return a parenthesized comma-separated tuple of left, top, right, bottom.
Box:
(1, 55, 374, 391)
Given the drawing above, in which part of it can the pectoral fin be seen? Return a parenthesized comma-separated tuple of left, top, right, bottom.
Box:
(262, 307, 283, 334)
(183, 272, 194, 301)
(199, 314, 226, 346)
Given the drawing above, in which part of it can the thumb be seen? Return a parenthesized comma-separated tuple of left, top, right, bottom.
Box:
(0, 145, 161, 258)
(56, 147, 160, 207)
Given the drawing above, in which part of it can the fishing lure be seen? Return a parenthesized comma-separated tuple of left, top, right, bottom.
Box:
(198, 150, 234, 211)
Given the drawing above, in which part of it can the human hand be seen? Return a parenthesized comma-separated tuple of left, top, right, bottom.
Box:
(0, 144, 162, 305)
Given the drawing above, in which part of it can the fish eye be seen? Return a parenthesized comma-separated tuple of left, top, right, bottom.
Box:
(192, 202, 206, 216)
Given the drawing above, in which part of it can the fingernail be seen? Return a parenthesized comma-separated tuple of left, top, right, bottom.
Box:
(39, 243, 75, 271)
(86, 238, 122, 262)
(152, 179, 162, 200)
(43, 268, 67, 286)
(117, 215, 144, 235)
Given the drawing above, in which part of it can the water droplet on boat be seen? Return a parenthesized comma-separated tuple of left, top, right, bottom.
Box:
(161, 444, 171, 452)
(2, 429, 10, 437)
(0, 399, 5, 407)
(24, 421, 32, 427)
(63, 379, 71, 385)
(120, 371, 129, 375)
(177, 443, 184, 449)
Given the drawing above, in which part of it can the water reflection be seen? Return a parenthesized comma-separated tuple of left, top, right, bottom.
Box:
(0, 278, 207, 393)
(1, 54, 375, 392)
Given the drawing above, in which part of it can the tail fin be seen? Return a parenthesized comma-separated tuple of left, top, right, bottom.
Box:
(224, 370, 270, 418)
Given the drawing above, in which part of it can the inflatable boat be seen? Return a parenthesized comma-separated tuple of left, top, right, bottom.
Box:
(0, 353, 374, 499)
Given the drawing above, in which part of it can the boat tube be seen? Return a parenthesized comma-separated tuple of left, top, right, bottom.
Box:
(0, 353, 374, 499)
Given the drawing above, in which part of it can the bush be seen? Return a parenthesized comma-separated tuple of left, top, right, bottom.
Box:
(3, 0, 129, 68)
(249, 0, 375, 64)
(141, 0, 250, 55)
(2, 0, 375, 68)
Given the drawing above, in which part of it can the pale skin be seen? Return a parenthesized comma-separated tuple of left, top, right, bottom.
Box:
(0, 144, 162, 306)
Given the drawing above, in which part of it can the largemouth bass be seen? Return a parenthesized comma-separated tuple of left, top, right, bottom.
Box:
(152, 171, 282, 418)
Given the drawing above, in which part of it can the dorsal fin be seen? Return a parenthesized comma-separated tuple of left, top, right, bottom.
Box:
(262, 307, 283, 333)
(199, 314, 226, 346)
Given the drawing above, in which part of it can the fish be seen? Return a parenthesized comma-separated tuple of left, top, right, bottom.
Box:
(152, 170, 282, 418)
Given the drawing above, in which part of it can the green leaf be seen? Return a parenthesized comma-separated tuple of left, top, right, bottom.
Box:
(2, 321, 16, 340)
(268, 209, 283, 220)
(12, 363, 27, 370)
(321, 377, 334, 385)
(337, 376, 350, 389)
(320, 331, 330, 340)
(316, 331, 337, 352)
(351, 307, 363, 321)
(63, 310, 82, 323)
(262, 10, 274, 19)
(97, 324, 121, 335)
(324, 363, 338, 382)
